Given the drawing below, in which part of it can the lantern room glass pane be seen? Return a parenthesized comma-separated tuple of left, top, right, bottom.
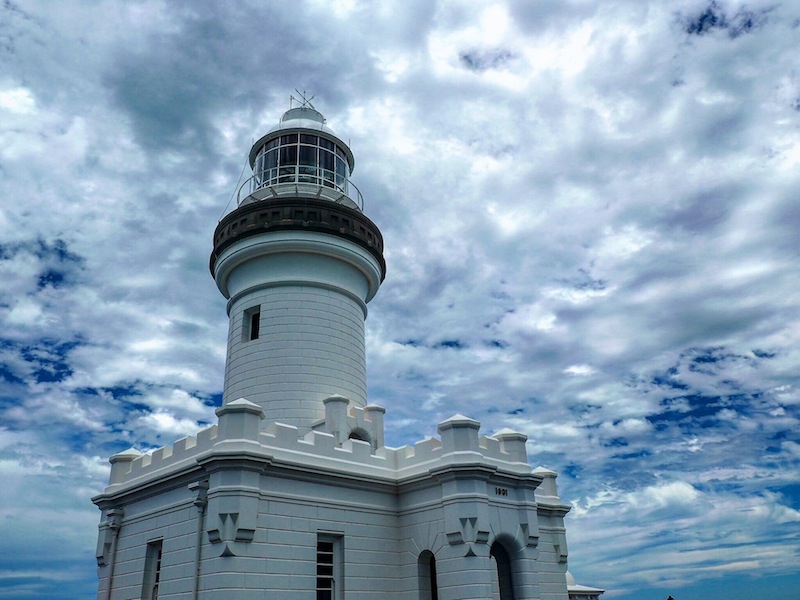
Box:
(254, 153, 264, 184)
(250, 134, 354, 201)
(299, 145, 316, 166)
(265, 149, 278, 170)
(320, 149, 334, 170)
(320, 150, 335, 187)
(299, 166, 317, 182)
(278, 166, 295, 183)
(280, 145, 297, 166)
(335, 156, 347, 189)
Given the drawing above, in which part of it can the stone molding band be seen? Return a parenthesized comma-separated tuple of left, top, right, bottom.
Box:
(225, 279, 369, 319)
(211, 197, 386, 279)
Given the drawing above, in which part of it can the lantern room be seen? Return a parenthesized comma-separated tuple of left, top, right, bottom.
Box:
(238, 105, 363, 211)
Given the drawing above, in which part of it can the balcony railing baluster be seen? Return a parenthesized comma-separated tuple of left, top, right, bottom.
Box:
(235, 169, 364, 212)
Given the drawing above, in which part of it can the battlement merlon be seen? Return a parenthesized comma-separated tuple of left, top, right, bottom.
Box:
(93, 399, 547, 503)
(533, 466, 572, 516)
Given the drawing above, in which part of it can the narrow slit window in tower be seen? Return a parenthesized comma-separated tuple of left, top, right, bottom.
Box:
(243, 306, 261, 342)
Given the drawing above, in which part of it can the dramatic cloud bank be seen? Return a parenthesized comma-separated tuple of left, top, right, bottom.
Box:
(1, 1, 798, 598)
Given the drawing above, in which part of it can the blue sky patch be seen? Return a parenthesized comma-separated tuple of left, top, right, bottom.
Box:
(459, 48, 515, 72)
(2, 3, 800, 600)
(21, 339, 80, 384)
(433, 339, 465, 349)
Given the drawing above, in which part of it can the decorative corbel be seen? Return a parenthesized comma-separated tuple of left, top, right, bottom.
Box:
(519, 522, 540, 548)
(95, 508, 123, 566)
(190, 480, 209, 511)
(554, 530, 569, 564)
(207, 511, 256, 557)
(446, 515, 491, 557)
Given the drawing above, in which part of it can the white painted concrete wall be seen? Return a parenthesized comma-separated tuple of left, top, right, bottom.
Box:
(213, 231, 383, 429)
(225, 284, 367, 426)
(99, 475, 570, 600)
(95, 404, 571, 600)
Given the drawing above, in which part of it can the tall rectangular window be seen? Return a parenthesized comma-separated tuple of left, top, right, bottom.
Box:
(249, 310, 260, 340)
(242, 306, 261, 342)
(141, 539, 163, 600)
(316, 534, 343, 600)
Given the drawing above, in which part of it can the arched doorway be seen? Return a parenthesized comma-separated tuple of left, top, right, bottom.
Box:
(490, 541, 515, 600)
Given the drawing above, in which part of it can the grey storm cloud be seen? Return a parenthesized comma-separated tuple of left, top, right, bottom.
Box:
(0, 1, 799, 599)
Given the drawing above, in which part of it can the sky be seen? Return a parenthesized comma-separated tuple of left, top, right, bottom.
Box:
(0, 0, 798, 598)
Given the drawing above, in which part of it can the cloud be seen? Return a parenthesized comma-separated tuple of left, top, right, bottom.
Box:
(0, 0, 799, 598)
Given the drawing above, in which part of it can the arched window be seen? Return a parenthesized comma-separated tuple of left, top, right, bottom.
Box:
(490, 541, 515, 600)
(417, 550, 438, 600)
(348, 428, 370, 443)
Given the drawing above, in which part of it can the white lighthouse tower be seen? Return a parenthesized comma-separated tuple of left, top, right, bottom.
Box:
(210, 100, 385, 434)
(93, 100, 598, 600)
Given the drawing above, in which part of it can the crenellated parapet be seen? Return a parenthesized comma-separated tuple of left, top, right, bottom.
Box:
(96, 397, 551, 500)
(104, 425, 219, 493)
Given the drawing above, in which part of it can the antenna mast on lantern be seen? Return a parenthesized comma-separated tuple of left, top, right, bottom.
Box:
(290, 89, 316, 110)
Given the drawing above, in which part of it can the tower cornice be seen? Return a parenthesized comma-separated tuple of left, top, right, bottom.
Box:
(210, 197, 385, 280)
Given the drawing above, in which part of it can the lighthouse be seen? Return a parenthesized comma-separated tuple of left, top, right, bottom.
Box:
(210, 101, 385, 434)
(92, 99, 597, 600)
